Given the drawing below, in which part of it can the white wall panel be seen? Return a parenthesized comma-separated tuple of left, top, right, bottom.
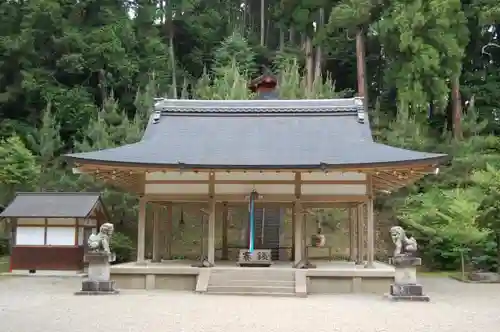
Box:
(46, 227, 75, 246)
(301, 171, 366, 181)
(300, 184, 367, 195)
(146, 171, 208, 181)
(16, 227, 45, 245)
(16, 218, 45, 225)
(215, 184, 294, 195)
(47, 218, 76, 225)
(145, 183, 209, 194)
(214, 172, 295, 181)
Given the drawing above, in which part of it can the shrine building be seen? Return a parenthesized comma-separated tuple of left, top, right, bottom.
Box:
(65, 89, 447, 296)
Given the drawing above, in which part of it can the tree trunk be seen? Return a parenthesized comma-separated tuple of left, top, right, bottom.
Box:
(305, 35, 314, 93)
(98, 69, 107, 106)
(289, 27, 295, 45)
(279, 28, 285, 51)
(260, 0, 265, 46)
(167, 4, 177, 99)
(355, 27, 368, 112)
(496, 233, 500, 274)
(451, 75, 463, 140)
(314, 8, 324, 82)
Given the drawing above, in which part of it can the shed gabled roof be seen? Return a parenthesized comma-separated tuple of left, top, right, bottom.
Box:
(0, 192, 105, 218)
(65, 98, 448, 169)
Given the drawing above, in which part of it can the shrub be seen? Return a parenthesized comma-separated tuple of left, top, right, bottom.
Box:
(110, 232, 135, 264)
(0, 236, 9, 256)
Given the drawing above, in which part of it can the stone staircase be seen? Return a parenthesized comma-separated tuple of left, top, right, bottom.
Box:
(205, 268, 297, 297)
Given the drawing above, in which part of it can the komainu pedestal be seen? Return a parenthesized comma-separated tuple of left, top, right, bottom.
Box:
(387, 256, 429, 302)
(75, 223, 119, 295)
(386, 226, 429, 302)
(76, 252, 119, 295)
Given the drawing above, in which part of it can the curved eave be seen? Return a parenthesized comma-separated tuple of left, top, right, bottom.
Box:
(66, 155, 449, 172)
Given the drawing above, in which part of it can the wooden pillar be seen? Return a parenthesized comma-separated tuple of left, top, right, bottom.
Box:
(301, 210, 307, 261)
(152, 204, 161, 262)
(293, 201, 303, 266)
(349, 207, 356, 262)
(165, 202, 173, 260)
(356, 203, 365, 265)
(291, 207, 296, 261)
(207, 197, 216, 265)
(366, 198, 375, 267)
(137, 197, 147, 263)
(221, 202, 229, 260)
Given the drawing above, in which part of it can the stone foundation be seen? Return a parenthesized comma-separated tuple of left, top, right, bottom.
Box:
(387, 256, 429, 302)
(76, 252, 118, 295)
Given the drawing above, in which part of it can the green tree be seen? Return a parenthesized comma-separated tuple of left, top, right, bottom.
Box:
(472, 164, 500, 272)
(0, 136, 40, 202)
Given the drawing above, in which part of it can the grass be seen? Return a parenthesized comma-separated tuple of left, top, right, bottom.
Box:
(0, 256, 9, 273)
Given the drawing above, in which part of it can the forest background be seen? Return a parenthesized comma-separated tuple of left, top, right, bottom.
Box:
(1, 0, 500, 271)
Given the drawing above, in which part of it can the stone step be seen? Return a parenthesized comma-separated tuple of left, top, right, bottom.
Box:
(207, 285, 295, 294)
(204, 291, 297, 297)
(210, 274, 295, 281)
(211, 270, 294, 279)
(209, 279, 295, 287)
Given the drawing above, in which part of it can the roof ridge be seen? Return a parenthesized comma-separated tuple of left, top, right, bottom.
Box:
(15, 192, 101, 196)
(154, 98, 364, 111)
(153, 98, 364, 116)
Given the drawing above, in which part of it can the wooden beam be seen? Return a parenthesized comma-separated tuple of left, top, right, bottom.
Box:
(349, 207, 356, 261)
(44, 218, 48, 245)
(145, 179, 367, 185)
(152, 204, 161, 262)
(165, 202, 173, 260)
(366, 174, 375, 268)
(207, 196, 216, 265)
(222, 202, 229, 260)
(137, 196, 147, 263)
(74, 218, 79, 246)
(145, 194, 368, 203)
(356, 203, 365, 265)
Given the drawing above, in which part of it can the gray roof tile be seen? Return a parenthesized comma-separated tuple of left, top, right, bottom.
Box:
(65, 98, 447, 168)
(0, 192, 103, 218)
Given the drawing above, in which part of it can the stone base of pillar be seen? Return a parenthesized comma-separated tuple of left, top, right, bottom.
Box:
(191, 259, 214, 268)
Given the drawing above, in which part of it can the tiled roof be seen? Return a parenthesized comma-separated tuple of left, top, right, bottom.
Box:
(65, 98, 447, 168)
(0, 192, 103, 218)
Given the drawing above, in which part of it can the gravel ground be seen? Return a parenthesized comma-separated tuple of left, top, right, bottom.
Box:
(0, 276, 499, 332)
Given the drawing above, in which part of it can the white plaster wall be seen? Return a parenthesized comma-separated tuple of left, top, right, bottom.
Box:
(300, 184, 367, 195)
(16, 227, 45, 245)
(145, 183, 209, 194)
(301, 172, 366, 181)
(214, 172, 295, 181)
(46, 227, 75, 246)
(47, 218, 76, 225)
(146, 172, 209, 181)
(215, 184, 294, 194)
(16, 218, 45, 225)
(78, 218, 97, 227)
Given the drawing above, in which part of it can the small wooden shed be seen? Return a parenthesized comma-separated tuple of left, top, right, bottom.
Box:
(0, 192, 108, 272)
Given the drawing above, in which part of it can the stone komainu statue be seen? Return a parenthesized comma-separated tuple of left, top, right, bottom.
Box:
(88, 223, 114, 254)
(389, 226, 418, 257)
